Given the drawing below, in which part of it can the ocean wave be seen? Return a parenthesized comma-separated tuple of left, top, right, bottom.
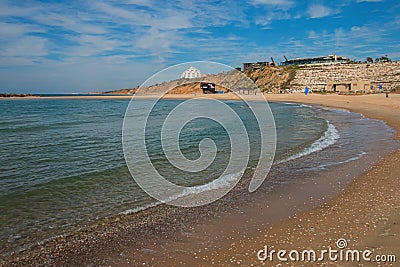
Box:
(180, 171, 241, 195)
(282, 102, 313, 108)
(120, 201, 160, 215)
(121, 172, 242, 214)
(305, 151, 367, 171)
(300, 103, 313, 108)
(276, 121, 340, 164)
(155, 171, 243, 205)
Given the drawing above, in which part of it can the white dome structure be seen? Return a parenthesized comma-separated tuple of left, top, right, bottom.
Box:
(181, 66, 202, 79)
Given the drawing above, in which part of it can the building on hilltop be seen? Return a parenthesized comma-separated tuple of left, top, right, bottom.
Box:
(181, 66, 202, 79)
(281, 55, 350, 66)
(242, 61, 272, 71)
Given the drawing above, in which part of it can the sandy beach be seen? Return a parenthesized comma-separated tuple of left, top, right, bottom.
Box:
(1, 93, 399, 266)
(200, 93, 400, 266)
(152, 93, 400, 266)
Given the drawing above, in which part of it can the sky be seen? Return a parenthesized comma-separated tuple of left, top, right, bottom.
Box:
(0, 0, 399, 93)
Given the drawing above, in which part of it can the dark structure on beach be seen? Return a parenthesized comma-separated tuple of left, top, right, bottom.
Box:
(200, 82, 216, 94)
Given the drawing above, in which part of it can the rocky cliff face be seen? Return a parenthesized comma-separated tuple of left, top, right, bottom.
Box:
(246, 66, 296, 93)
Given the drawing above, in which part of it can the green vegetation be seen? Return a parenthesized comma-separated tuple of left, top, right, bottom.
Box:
(0, 93, 35, 97)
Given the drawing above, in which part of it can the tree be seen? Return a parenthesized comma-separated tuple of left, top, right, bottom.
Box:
(380, 55, 390, 62)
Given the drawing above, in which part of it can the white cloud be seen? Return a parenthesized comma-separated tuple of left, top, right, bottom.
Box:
(90, 2, 152, 24)
(0, 23, 44, 39)
(33, 12, 108, 35)
(356, 0, 382, 2)
(1, 36, 47, 57)
(65, 34, 125, 57)
(307, 30, 318, 39)
(0, 0, 253, 66)
(251, 0, 294, 8)
(0, 1, 41, 18)
(304, 23, 390, 60)
(255, 10, 292, 28)
(307, 4, 333, 18)
(119, 0, 156, 8)
(136, 28, 179, 58)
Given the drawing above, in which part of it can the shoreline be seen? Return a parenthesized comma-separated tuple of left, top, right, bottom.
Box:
(0, 92, 247, 100)
(1, 91, 398, 102)
(1, 94, 399, 266)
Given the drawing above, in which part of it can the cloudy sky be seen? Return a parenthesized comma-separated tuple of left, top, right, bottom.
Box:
(0, 0, 399, 93)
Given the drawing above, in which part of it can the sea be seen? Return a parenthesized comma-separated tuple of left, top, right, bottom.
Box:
(0, 97, 398, 254)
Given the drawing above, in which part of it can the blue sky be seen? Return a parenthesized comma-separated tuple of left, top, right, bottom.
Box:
(0, 0, 399, 93)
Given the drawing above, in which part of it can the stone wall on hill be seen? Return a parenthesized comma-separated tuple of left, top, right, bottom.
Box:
(289, 62, 400, 92)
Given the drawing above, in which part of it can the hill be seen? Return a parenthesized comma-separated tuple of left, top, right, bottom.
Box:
(245, 66, 296, 93)
(104, 70, 252, 95)
(103, 62, 400, 95)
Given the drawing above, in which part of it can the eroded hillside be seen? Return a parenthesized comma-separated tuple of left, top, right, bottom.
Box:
(245, 66, 296, 93)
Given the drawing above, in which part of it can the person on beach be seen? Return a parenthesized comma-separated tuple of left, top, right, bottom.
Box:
(386, 92, 389, 98)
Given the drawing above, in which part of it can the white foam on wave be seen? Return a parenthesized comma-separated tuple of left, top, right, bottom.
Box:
(300, 103, 313, 108)
(283, 102, 313, 108)
(163, 171, 243, 204)
(306, 151, 366, 171)
(120, 202, 160, 215)
(276, 121, 340, 164)
(184, 172, 241, 194)
(120, 171, 242, 214)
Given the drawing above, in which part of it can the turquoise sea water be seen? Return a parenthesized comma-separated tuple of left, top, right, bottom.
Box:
(0, 98, 397, 253)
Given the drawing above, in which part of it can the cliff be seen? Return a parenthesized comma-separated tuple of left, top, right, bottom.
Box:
(246, 66, 296, 93)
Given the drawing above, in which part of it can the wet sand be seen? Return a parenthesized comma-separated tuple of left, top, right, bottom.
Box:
(1, 93, 399, 266)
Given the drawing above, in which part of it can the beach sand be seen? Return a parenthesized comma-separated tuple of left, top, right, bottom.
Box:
(201, 93, 400, 266)
(153, 93, 400, 266)
(1, 93, 399, 266)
